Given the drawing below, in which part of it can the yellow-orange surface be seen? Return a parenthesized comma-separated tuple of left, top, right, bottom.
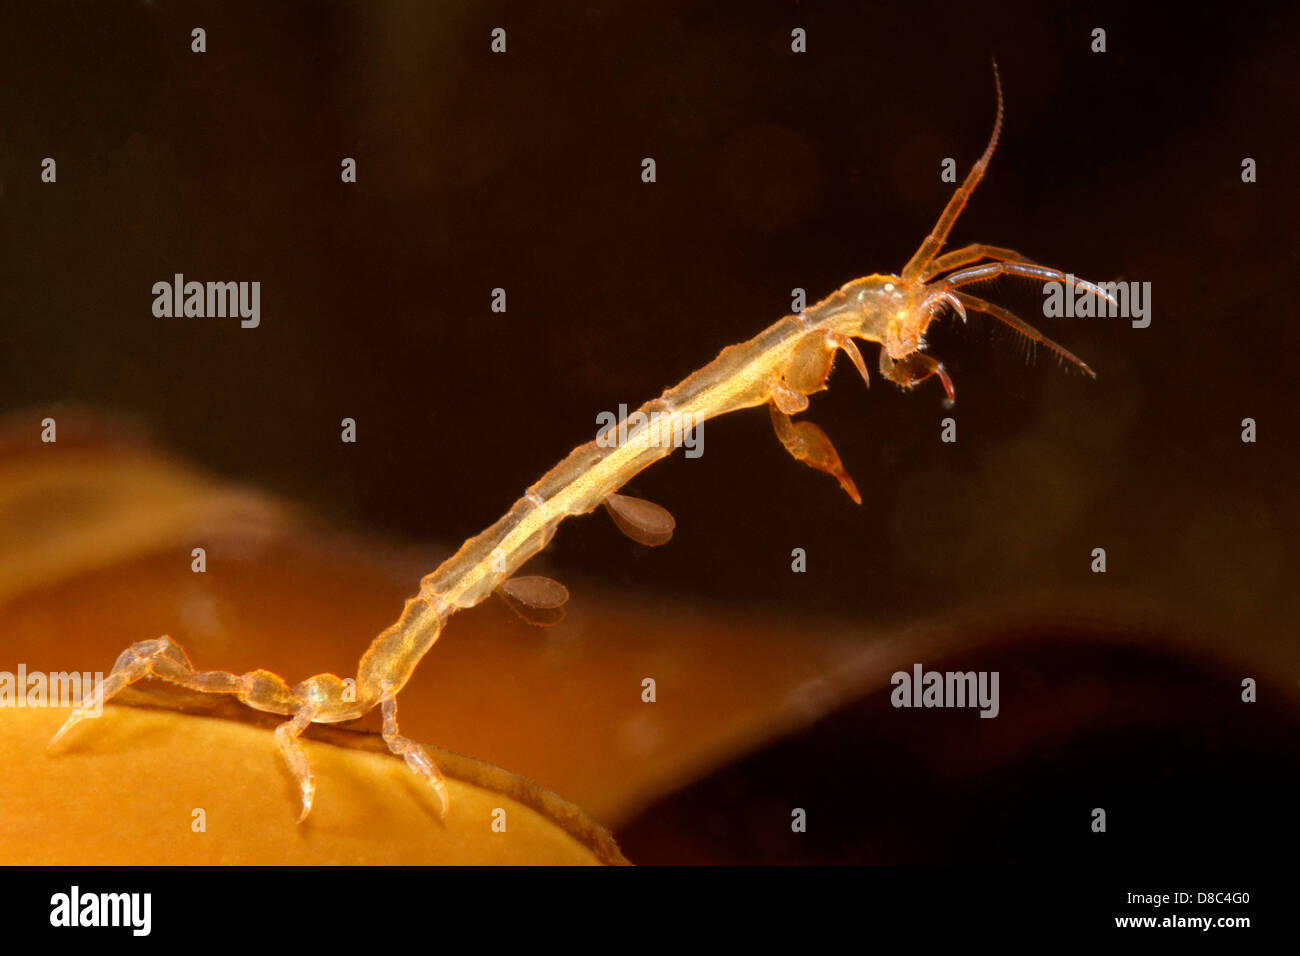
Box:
(4, 692, 628, 865)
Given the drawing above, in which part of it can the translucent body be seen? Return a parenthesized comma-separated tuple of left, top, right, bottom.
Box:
(49, 64, 1110, 821)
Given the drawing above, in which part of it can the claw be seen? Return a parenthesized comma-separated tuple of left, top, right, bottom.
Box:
(935, 361, 956, 404)
(768, 401, 862, 504)
(827, 331, 872, 388)
(296, 779, 316, 824)
(933, 290, 967, 324)
(274, 705, 320, 823)
(47, 641, 156, 748)
(381, 689, 451, 819)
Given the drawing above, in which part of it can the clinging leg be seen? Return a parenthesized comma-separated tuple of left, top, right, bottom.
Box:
(379, 682, 449, 818)
(48, 636, 298, 746)
(46, 634, 345, 825)
(275, 703, 321, 823)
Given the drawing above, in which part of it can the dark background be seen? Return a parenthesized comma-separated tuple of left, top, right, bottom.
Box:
(2, 1, 1297, 863)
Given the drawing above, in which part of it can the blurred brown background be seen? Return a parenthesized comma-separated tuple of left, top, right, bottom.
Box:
(1, 1, 1297, 863)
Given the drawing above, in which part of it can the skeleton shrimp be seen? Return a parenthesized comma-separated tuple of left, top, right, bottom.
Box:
(48, 64, 1112, 822)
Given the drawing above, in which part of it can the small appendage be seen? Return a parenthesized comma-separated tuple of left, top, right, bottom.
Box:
(380, 684, 449, 818)
(770, 382, 809, 415)
(497, 574, 570, 626)
(274, 705, 321, 824)
(768, 401, 861, 504)
(879, 351, 956, 406)
(604, 492, 676, 546)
